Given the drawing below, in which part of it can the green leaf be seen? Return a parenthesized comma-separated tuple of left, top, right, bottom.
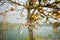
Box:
(41, 15, 45, 18)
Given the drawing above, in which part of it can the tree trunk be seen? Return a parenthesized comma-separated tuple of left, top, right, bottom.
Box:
(28, 27, 35, 40)
(27, 9, 35, 40)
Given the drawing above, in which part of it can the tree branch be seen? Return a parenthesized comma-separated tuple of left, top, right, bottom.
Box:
(8, 0, 28, 9)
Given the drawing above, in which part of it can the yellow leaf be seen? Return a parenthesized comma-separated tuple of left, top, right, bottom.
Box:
(57, 11, 60, 14)
(32, 14, 38, 20)
(45, 21, 50, 25)
(40, 10, 44, 13)
(38, 6, 43, 10)
(20, 13, 24, 17)
(57, 15, 60, 18)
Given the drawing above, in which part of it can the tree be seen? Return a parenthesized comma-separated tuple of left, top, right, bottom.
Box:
(0, 0, 60, 40)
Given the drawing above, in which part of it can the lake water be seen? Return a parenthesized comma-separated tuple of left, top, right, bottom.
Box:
(0, 24, 60, 40)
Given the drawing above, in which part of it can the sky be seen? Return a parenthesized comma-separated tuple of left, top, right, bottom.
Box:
(0, 0, 60, 23)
